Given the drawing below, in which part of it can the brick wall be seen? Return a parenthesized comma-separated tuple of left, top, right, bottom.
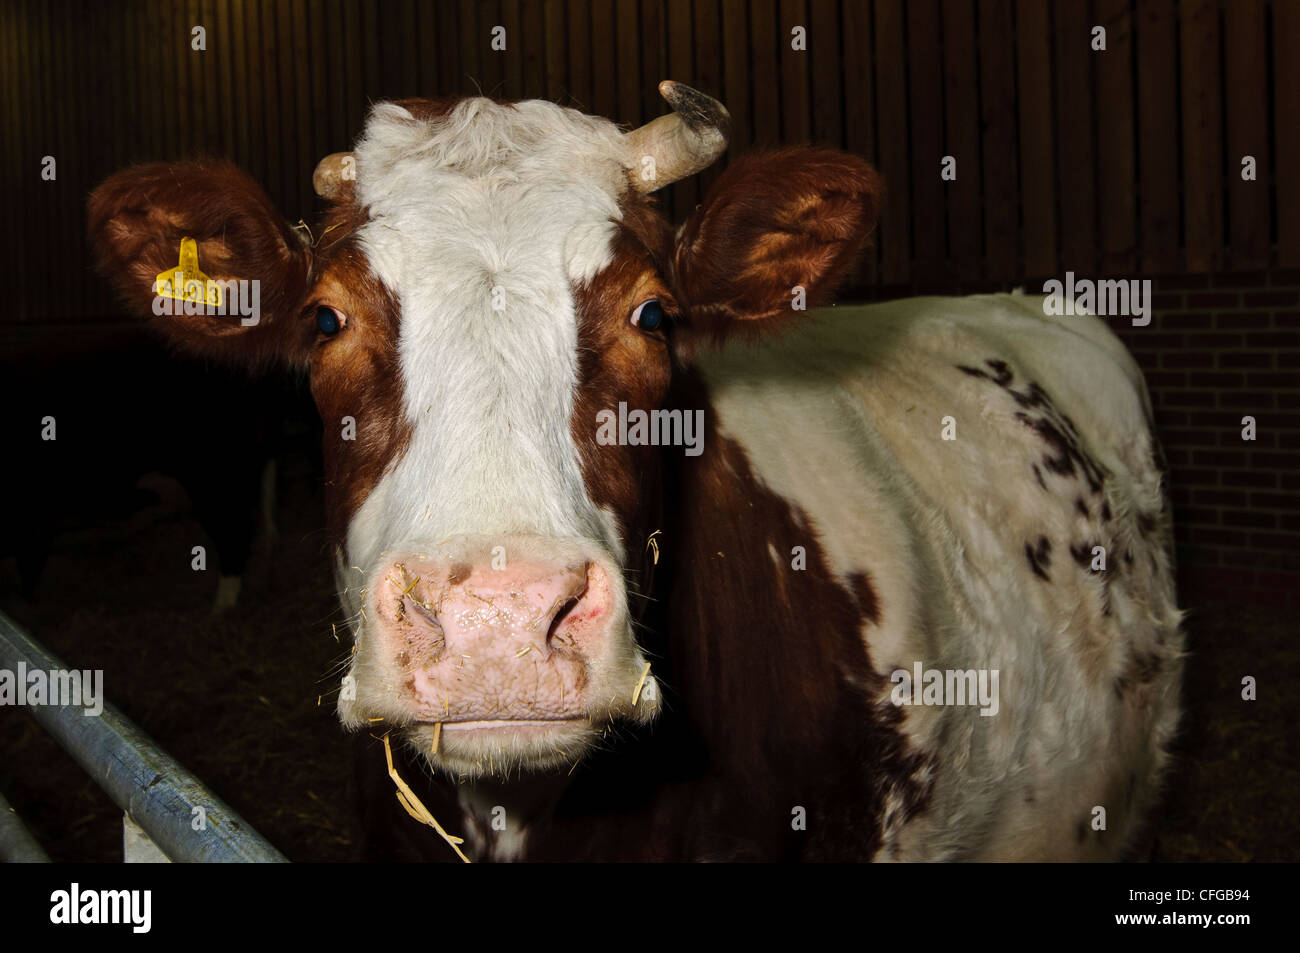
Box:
(857, 270, 1300, 610)
(1108, 271, 1300, 609)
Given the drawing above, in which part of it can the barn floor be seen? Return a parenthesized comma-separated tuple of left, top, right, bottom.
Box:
(0, 455, 1295, 862)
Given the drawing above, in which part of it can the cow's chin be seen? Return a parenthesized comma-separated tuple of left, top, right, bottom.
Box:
(404, 718, 601, 780)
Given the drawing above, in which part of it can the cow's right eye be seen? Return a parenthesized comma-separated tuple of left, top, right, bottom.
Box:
(317, 306, 346, 336)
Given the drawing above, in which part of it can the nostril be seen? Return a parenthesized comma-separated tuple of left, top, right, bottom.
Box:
(401, 594, 447, 655)
(546, 594, 584, 650)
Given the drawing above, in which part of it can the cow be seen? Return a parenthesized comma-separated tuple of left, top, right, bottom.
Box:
(88, 81, 1184, 861)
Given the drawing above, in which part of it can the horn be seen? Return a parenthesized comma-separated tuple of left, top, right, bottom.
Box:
(624, 81, 731, 194)
(313, 152, 355, 200)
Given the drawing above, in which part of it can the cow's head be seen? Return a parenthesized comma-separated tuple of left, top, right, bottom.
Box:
(89, 83, 881, 779)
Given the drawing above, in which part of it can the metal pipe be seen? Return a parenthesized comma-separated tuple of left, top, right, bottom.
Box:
(0, 789, 50, 862)
(0, 610, 288, 863)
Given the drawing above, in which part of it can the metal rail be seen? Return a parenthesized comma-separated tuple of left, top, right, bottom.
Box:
(0, 788, 50, 862)
(0, 609, 287, 862)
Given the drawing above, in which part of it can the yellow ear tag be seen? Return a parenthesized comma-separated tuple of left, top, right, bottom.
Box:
(154, 237, 223, 308)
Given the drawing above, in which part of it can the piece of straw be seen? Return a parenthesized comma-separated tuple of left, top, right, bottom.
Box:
(632, 662, 653, 705)
(383, 733, 470, 863)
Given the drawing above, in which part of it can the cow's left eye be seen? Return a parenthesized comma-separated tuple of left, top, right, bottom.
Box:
(630, 299, 663, 332)
(317, 306, 346, 336)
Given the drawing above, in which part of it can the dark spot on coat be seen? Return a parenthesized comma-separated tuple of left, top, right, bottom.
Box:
(1075, 497, 1089, 517)
(1032, 464, 1047, 490)
(448, 563, 472, 586)
(1025, 536, 1052, 581)
(1101, 501, 1113, 522)
(983, 358, 1014, 386)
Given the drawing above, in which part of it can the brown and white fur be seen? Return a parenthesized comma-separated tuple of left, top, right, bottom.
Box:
(88, 85, 1183, 861)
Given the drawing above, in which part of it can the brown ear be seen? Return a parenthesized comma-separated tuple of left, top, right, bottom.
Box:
(669, 148, 882, 344)
(88, 159, 314, 368)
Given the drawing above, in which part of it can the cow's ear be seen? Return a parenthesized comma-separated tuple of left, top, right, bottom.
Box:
(668, 148, 881, 348)
(88, 160, 315, 368)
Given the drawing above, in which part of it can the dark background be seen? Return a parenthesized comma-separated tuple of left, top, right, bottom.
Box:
(0, 0, 1296, 861)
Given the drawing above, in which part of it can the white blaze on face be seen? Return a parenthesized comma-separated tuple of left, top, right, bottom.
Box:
(345, 98, 633, 571)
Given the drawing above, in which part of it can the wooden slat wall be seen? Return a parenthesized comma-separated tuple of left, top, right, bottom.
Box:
(0, 0, 1295, 323)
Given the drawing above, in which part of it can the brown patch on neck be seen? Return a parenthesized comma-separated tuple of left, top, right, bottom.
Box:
(643, 369, 928, 858)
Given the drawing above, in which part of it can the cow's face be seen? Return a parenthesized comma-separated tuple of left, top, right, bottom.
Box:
(89, 83, 881, 780)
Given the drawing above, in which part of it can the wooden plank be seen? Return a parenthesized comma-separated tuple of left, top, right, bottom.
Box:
(590, 0, 616, 117)
(779, 0, 809, 142)
(943, 0, 981, 281)
(230, 0, 250, 169)
(721, 0, 752, 159)
(842, 0, 876, 286)
(198, 0, 218, 155)
(1015, 0, 1062, 279)
(261, 0, 283, 204)
(291, 0, 314, 215)
(215, 0, 235, 155)
(1274, 0, 1300, 266)
(240, 0, 262, 180)
(567, 0, 592, 109)
(1136, 0, 1178, 273)
(545, 0, 567, 101)
(501, 0, 524, 98)
(480, 0, 504, 97)
(36, 0, 56, 316)
(324, 0, 348, 153)
(77, 2, 99, 314)
(641, 0, 666, 125)
(158, 0, 176, 160)
(25, 0, 44, 319)
(979, 0, 1018, 282)
(392, 0, 418, 96)
(1096, 0, 1136, 274)
(750, 0, 780, 144)
(341, 0, 362, 131)
(907, 0, 943, 284)
(52, 0, 73, 315)
(307, 0, 330, 208)
(875, 0, 909, 285)
(435, 0, 460, 97)
(177, 0, 193, 157)
(1224, 0, 1267, 269)
(398, 0, 419, 97)
(523, 0, 546, 99)
(809, 0, 842, 148)
(277, 0, 300, 206)
(1180, 0, 1222, 272)
(414, 0, 437, 97)
(187, 0, 204, 156)
(667, 0, 696, 220)
(616, 0, 641, 123)
(0, 2, 22, 312)
(692, 0, 725, 198)
(361, 0, 381, 98)
(1055, 0, 1097, 276)
(458, 0, 480, 94)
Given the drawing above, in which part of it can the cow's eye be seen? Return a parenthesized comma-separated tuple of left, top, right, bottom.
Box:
(317, 306, 346, 336)
(630, 299, 663, 332)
